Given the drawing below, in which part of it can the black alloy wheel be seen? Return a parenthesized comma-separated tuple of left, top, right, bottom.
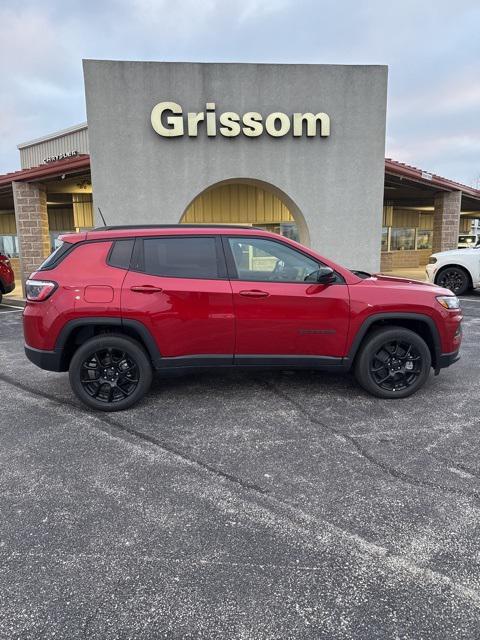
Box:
(354, 327, 431, 399)
(436, 267, 469, 296)
(369, 340, 422, 393)
(69, 334, 152, 411)
(80, 348, 139, 404)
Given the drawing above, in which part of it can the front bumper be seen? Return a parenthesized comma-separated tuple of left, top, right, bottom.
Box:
(437, 349, 460, 370)
(425, 263, 436, 283)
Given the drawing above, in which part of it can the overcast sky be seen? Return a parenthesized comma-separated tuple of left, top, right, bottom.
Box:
(1, 0, 479, 186)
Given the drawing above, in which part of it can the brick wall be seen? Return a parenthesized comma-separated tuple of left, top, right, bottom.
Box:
(380, 249, 432, 272)
(12, 181, 51, 288)
(9, 258, 21, 284)
(432, 191, 461, 254)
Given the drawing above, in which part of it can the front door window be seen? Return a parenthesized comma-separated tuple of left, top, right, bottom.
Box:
(228, 237, 319, 282)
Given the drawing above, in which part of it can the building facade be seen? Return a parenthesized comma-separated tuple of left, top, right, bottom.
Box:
(83, 61, 388, 272)
(0, 61, 479, 293)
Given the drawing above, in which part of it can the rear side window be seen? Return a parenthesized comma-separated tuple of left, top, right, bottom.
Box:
(142, 237, 220, 279)
(108, 239, 134, 269)
(38, 241, 72, 271)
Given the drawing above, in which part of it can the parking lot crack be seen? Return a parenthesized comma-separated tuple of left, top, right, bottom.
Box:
(0, 372, 269, 497)
(255, 377, 480, 504)
(2, 372, 480, 612)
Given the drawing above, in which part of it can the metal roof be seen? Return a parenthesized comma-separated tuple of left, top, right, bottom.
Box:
(385, 158, 480, 200)
(0, 154, 91, 188)
(17, 123, 88, 149)
(0, 153, 479, 203)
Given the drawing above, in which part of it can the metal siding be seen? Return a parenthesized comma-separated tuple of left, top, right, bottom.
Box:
(182, 184, 294, 224)
(72, 194, 94, 229)
(20, 129, 89, 169)
(0, 212, 16, 234)
(392, 209, 419, 228)
(48, 209, 75, 231)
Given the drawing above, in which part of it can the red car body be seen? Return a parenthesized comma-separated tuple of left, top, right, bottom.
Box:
(23, 226, 462, 406)
(0, 253, 15, 300)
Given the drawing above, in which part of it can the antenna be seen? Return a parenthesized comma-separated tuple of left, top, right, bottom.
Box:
(98, 207, 107, 227)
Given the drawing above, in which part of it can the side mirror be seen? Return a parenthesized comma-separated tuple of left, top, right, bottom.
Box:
(316, 266, 336, 284)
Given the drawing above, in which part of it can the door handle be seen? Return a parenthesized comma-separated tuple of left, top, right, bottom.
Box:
(239, 289, 270, 298)
(130, 285, 163, 294)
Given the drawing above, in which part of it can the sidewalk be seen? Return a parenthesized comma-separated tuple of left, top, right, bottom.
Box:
(3, 283, 25, 307)
(379, 267, 427, 281)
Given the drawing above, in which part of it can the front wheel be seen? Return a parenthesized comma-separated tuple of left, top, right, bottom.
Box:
(435, 266, 470, 296)
(354, 327, 431, 399)
(69, 334, 152, 411)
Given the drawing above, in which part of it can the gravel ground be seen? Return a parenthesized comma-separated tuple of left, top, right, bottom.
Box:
(0, 294, 479, 639)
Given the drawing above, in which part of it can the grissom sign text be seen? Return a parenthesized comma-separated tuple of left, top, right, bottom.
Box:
(151, 102, 331, 138)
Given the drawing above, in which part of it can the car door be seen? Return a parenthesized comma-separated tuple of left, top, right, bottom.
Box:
(224, 235, 350, 362)
(121, 235, 235, 365)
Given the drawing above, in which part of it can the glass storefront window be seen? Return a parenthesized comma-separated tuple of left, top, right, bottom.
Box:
(416, 229, 433, 250)
(255, 222, 299, 242)
(0, 235, 19, 257)
(381, 227, 389, 251)
(390, 228, 415, 251)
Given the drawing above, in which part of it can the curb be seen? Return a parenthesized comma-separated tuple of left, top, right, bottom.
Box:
(1, 296, 26, 308)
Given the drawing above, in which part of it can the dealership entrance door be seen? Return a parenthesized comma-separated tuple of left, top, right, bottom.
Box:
(180, 180, 305, 243)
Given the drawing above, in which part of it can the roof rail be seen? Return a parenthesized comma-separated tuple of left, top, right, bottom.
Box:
(92, 224, 261, 231)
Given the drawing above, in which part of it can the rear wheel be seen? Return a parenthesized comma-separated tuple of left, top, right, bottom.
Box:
(435, 266, 470, 295)
(354, 327, 431, 399)
(69, 334, 152, 411)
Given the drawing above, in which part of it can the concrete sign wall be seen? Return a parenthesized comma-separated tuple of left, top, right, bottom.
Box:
(83, 60, 387, 270)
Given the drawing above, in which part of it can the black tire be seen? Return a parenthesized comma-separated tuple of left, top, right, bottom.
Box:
(0, 292, 2, 304)
(69, 334, 152, 411)
(435, 266, 470, 296)
(354, 327, 431, 399)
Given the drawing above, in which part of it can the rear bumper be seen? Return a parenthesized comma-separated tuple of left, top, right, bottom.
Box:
(25, 345, 65, 372)
(1, 280, 14, 294)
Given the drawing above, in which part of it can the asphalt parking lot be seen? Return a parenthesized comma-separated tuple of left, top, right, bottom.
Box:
(0, 294, 479, 639)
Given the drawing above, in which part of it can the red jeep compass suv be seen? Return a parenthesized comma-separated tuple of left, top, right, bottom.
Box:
(23, 225, 462, 411)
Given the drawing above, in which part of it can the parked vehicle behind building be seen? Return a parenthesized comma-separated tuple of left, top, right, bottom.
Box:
(457, 234, 478, 249)
(23, 225, 462, 411)
(0, 252, 15, 304)
(426, 245, 480, 295)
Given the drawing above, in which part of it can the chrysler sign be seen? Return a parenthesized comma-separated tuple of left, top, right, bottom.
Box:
(151, 102, 331, 138)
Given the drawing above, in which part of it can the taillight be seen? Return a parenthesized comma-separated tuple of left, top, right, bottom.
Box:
(25, 279, 57, 301)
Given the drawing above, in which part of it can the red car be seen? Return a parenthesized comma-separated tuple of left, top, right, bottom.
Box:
(0, 252, 15, 303)
(23, 225, 462, 411)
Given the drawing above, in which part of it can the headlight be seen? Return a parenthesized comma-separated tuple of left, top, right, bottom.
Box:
(428, 257, 437, 264)
(436, 295, 460, 310)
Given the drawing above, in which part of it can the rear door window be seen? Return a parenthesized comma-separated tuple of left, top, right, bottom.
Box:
(108, 239, 134, 269)
(142, 237, 221, 279)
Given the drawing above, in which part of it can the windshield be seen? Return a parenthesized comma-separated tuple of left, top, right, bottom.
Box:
(458, 235, 476, 245)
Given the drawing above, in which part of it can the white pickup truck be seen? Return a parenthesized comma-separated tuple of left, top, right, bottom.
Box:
(426, 245, 480, 295)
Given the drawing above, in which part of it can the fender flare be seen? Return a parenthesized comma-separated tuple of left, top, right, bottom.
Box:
(345, 312, 441, 369)
(55, 317, 162, 369)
